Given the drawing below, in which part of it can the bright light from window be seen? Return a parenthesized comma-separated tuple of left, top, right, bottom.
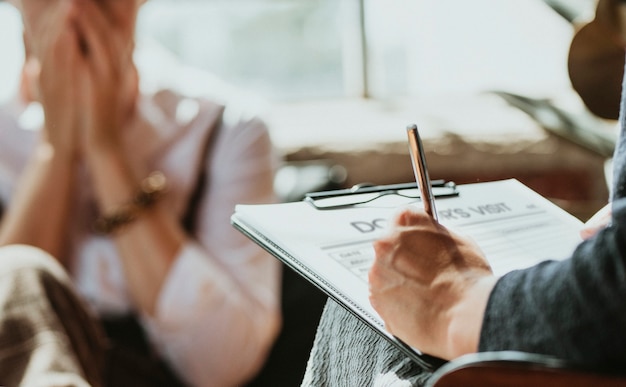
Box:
(136, 0, 345, 101)
(0, 4, 23, 104)
(364, 0, 575, 98)
(0, 0, 588, 105)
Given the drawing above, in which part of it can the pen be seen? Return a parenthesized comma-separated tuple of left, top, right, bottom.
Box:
(406, 124, 438, 221)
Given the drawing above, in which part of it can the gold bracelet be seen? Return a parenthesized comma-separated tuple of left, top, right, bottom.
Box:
(93, 171, 167, 234)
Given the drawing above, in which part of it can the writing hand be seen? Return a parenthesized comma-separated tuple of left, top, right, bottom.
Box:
(368, 207, 496, 360)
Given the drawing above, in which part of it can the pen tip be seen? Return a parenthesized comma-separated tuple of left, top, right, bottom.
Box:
(406, 124, 417, 131)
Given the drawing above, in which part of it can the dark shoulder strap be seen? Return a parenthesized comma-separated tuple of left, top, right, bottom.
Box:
(181, 119, 222, 233)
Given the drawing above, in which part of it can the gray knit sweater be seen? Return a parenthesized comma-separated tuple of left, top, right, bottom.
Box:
(478, 73, 626, 369)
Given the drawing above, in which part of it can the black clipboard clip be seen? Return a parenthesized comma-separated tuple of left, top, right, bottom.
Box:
(304, 180, 459, 210)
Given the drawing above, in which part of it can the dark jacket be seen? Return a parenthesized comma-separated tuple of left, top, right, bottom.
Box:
(479, 61, 626, 371)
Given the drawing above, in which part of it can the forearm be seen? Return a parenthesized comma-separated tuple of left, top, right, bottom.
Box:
(114, 209, 185, 316)
(87, 145, 185, 315)
(0, 143, 77, 260)
(446, 275, 497, 359)
(142, 244, 281, 386)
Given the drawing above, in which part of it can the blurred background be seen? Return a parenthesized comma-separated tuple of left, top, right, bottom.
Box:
(0, 2, 620, 385)
(0, 1, 593, 99)
(0, 0, 615, 217)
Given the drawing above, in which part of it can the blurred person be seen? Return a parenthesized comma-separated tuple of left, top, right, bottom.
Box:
(0, 0, 281, 386)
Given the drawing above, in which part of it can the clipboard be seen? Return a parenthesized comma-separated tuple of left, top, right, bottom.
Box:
(231, 179, 584, 371)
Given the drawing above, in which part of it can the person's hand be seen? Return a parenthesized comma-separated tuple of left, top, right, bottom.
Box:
(368, 207, 497, 360)
(580, 203, 612, 240)
(72, 0, 140, 153)
(32, 1, 83, 160)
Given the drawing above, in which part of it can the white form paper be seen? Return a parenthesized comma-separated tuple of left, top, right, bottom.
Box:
(231, 179, 584, 366)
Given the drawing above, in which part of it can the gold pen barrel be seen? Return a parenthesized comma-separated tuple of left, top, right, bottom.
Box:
(406, 124, 438, 221)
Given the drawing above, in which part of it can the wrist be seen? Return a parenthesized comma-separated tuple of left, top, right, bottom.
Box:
(86, 145, 137, 207)
(83, 104, 136, 153)
(93, 171, 167, 234)
(446, 275, 498, 359)
(84, 129, 123, 155)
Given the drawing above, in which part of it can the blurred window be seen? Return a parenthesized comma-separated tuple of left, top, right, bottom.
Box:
(136, 0, 347, 100)
(0, 3, 23, 104)
(135, 0, 594, 101)
(0, 0, 596, 103)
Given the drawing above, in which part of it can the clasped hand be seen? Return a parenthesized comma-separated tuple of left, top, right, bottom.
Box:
(27, 0, 137, 160)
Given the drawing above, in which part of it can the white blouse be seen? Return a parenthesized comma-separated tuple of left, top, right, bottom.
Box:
(0, 89, 282, 387)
